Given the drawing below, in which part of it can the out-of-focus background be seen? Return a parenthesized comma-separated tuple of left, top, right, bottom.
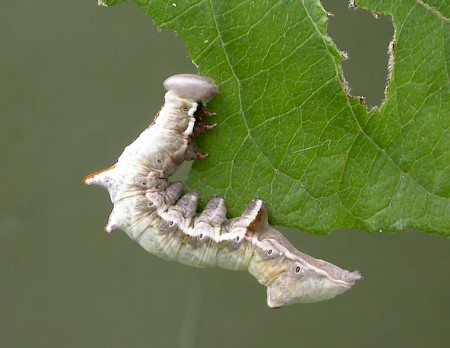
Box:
(1, 1, 449, 347)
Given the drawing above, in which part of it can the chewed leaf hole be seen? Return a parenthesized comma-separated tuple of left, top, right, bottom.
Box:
(322, 0, 394, 107)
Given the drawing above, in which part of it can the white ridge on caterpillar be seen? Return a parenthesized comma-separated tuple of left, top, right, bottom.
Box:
(83, 74, 361, 308)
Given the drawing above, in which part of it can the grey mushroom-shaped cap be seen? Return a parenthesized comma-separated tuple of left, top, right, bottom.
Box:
(163, 74, 219, 104)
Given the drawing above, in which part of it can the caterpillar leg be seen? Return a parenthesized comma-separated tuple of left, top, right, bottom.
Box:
(184, 139, 208, 160)
(194, 105, 216, 119)
(192, 121, 217, 137)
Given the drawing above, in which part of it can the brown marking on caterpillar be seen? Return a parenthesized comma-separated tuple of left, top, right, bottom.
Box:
(83, 74, 361, 307)
(82, 164, 116, 186)
(245, 200, 269, 234)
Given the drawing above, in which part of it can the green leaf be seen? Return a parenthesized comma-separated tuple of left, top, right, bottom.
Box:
(103, 0, 449, 236)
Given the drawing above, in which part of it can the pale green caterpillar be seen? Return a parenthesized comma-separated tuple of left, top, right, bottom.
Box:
(83, 74, 361, 308)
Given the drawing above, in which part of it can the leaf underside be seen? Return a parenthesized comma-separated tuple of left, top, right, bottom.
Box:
(102, 0, 449, 236)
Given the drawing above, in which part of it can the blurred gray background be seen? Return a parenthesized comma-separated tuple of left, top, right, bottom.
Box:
(1, 1, 449, 347)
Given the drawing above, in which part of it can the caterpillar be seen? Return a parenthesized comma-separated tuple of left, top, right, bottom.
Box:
(83, 74, 361, 308)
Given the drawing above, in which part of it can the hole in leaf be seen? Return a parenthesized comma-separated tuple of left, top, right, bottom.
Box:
(322, 0, 394, 107)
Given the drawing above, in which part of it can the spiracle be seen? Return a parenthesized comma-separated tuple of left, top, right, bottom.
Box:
(83, 74, 361, 308)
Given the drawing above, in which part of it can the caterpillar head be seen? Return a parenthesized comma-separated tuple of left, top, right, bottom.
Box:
(163, 74, 219, 105)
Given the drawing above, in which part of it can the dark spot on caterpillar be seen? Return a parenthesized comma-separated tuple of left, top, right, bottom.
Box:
(182, 107, 189, 112)
(268, 249, 273, 255)
(142, 182, 147, 186)
(148, 202, 154, 207)
(156, 159, 162, 164)
(169, 221, 175, 227)
(199, 233, 203, 239)
(295, 266, 301, 274)
(235, 236, 240, 242)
